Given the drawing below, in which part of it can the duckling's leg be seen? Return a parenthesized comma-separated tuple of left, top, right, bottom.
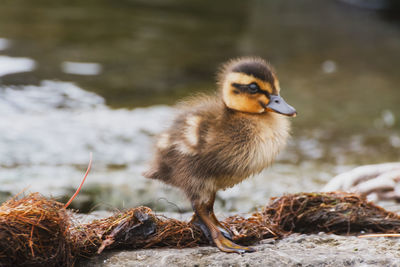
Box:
(191, 194, 255, 253)
(191, 193, 233, 240)
(204, 192, 234, 240)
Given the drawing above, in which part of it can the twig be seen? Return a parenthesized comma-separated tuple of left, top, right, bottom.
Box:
(64, 153, 93, 209)
(29, 225, 35, 257)
(358, 233, 400, 238)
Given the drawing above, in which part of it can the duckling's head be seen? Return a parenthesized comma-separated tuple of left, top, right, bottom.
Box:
(219, 57, 297, 116)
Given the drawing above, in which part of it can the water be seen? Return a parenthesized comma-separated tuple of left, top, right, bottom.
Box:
(0, 0, 399, 212)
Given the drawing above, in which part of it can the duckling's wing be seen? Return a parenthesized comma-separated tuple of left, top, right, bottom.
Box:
(143, 98, 223, 181)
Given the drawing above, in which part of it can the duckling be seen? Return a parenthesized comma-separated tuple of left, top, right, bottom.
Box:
(144, 57, 297, 253)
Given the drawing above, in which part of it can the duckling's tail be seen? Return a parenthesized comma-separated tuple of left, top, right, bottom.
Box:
(142, 169, 156, 179)
(142, 168, 165, 181)
(142, 162, 172, 182)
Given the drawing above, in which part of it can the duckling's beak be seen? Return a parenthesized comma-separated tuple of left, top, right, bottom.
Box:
(265, 95, 297, 117)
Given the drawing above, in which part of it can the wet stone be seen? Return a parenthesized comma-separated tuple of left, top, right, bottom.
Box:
(80, 233, 400, 267)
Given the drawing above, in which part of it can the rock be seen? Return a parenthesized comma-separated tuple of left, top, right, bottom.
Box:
(80, 233, 400, 266)
(322, 162, 400, 202)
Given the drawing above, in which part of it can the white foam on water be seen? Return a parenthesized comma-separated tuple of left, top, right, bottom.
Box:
(0, 55, 36, 77)
(61, 61, 103, 76)
(0, 80, 174, 168)
(0, 38, 10, 51)
(0, 80, 180, 203)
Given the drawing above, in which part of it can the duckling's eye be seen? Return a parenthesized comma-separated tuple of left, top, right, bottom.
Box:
(248, 83, 259, 94)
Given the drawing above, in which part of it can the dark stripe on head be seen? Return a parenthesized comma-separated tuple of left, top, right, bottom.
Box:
(232, 83, 248, 93)
(232, 61, 275, 85)
(232, 83, 271, 98)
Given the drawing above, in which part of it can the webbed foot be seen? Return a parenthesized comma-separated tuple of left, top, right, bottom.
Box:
(190, 213, 255, 254)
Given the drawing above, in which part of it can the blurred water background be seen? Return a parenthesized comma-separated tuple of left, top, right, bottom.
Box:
(0, 0, 399, 213)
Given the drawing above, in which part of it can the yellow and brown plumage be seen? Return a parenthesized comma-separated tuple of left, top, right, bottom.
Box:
(144, 57, 296, 253)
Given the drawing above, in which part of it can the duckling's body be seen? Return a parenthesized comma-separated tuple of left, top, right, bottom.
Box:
(144, 57, 296, 253)
(146, 97, 290, 202)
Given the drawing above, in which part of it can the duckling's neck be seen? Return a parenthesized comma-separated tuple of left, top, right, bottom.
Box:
(223, 103, 290, 141)
(223, 102, 270, 119)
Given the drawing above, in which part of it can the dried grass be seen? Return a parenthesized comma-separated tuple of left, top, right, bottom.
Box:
(1, 192, 400, 266)
(0, 193, 72, 267)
